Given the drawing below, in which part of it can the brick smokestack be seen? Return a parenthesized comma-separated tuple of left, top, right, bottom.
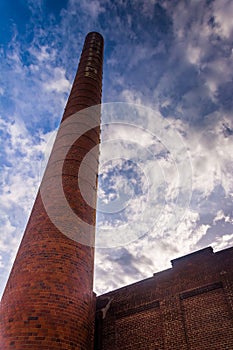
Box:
(0, 32, 104, 349)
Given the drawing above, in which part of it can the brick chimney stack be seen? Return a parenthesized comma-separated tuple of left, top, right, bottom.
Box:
(0, 32, 104, 350)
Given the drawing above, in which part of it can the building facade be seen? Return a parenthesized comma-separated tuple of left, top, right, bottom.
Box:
(96, 246, 233, 350)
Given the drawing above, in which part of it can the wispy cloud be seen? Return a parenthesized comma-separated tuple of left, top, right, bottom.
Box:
(0, 115, 56, 295)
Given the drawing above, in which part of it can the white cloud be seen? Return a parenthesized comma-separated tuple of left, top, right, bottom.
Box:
(212, 233, 233, 251)
(214, 210, 232, 224)
(94, 206, 210, 296)
(121, 89, 145, 105)
(0, 115, 57, 297)
(71, 0, 105, 18)
(161, 0, 233, 108)
(186, 45, 202, 66)
(213, 0, 233, 39)
(29, 45, 56, 62)
(44, 67, 71, 93)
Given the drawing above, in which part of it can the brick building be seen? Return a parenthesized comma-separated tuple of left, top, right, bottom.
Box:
(95, 246, 233, 350)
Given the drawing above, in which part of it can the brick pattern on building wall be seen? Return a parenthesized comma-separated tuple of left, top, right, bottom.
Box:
(116, 307, 163, 350)
(0, 32, 104, 350)
(96, 247, 233, 350)
(181, 287, 233, 349)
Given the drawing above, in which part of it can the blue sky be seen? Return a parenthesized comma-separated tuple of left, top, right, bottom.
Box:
(0, 0, 233, 297)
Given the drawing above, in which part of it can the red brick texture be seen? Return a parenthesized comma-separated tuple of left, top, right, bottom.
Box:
(0, 32, 103, 350)
(95, 247, 233, 350)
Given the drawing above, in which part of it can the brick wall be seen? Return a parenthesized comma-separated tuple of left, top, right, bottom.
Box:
(0, 32, 104, 350)
(96, 247, 233, 350)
